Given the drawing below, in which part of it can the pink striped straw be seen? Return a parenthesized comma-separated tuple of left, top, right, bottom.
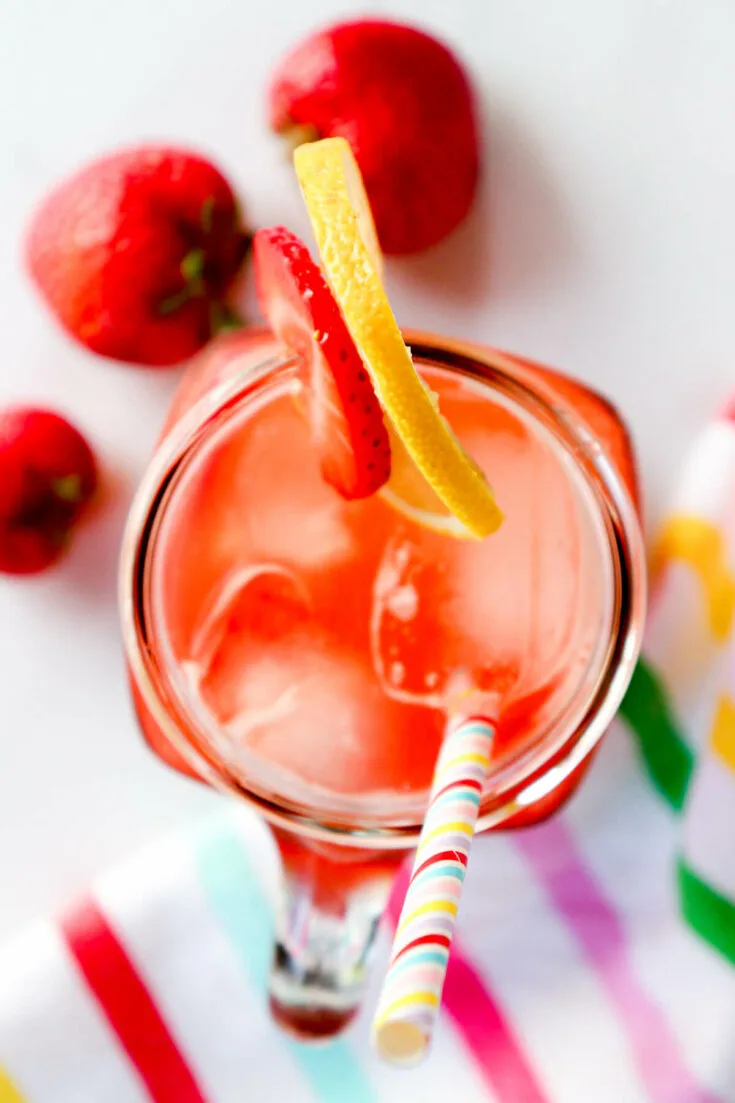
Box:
(372, 716, 495, 1066)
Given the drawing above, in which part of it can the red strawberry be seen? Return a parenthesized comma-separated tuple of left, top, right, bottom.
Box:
(268, 19, 480, 255)
(253, 226, 391, 499)
(26, 146, 250, 367)
(0, 407, 98, 575)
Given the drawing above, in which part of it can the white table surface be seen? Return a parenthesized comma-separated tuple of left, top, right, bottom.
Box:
(1, 0, 734, 941)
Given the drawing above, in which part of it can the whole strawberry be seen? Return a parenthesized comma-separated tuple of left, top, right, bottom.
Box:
(26, 147, 250, 367)
(0, 407, 98, 575)
(268, 20, 480, 255)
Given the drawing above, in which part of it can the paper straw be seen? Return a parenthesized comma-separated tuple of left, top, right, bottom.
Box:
(372, 715, 495, 1066)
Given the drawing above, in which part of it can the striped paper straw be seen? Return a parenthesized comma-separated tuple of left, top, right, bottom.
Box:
(372, 716, 495, 1066)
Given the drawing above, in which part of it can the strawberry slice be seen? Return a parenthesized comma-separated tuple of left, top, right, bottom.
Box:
(253, 226, 391, 499)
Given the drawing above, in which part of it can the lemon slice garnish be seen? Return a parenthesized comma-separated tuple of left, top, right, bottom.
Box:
(294, 137, 503, 540)
(380, 425, 473, 538)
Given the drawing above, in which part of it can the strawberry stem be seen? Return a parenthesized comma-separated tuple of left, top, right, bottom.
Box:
(210, 301, 245, 335)
(52, 474, 83, 503)
(200, 196, 215, 233)
(278, 122, 320, 154)
(180, 248, 206, 295)
(158, 287, 191, 315)
(159, 247, 211, 315)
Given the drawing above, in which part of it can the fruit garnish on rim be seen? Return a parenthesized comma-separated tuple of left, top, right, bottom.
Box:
(253, 226, 391, 500)
(293, 136, 503, 540)
(254, 227, 468, 535)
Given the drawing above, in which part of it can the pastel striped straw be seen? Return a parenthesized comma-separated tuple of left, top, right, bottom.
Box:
(372, 715, 495, 1066)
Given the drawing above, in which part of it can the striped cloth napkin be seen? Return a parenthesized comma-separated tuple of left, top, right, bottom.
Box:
(2, 407, 735, 1102)
(620, 401, 735, 966)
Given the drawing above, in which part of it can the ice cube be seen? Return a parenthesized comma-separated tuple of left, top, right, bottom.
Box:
(371, 413, 604, 728)
(156, 392, 357, 657)
(217, 395, 356, 571)
(188, 562, 313, 693)
(182, 560, 442, 796)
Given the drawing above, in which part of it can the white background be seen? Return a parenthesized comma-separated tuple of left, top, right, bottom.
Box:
(1, 0, 734, 939)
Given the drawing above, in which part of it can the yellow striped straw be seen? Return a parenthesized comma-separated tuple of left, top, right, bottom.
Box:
(372, 716, 494, 1066)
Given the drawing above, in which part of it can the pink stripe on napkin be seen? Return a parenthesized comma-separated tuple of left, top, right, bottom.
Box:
(514, 821, 723, 1103)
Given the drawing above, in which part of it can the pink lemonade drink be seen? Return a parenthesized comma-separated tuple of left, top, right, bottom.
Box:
(121, 326, 645, 1038)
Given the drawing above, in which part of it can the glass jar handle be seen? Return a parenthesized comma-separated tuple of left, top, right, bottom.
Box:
(269, 832, 403, 1039)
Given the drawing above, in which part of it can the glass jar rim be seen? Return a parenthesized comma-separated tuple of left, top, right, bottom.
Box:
(120, 329, 646, 848)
